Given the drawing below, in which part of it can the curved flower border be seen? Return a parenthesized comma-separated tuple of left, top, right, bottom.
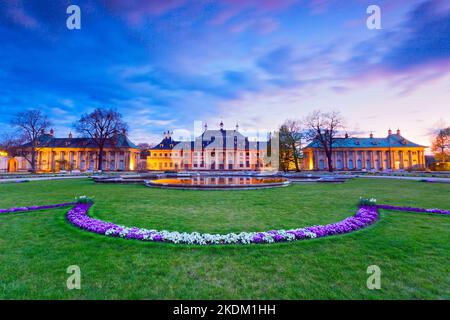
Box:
(0, 202, 76, 214)
(1, 201, 448, 245)
(65, 204, 379, 244)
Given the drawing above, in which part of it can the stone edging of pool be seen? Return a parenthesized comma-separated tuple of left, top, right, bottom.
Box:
(1, 201, 448, 245)
(92, 173, 350, 188)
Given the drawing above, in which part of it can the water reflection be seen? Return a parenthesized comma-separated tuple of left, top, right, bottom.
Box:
(150, 177, 287, 186)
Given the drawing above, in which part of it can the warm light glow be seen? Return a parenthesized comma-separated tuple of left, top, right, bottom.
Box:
(0, 151, 8, 157)
(129, 155, 135, 171)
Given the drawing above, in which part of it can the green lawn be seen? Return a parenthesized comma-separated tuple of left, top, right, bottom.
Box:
(0, 178, 449, 299)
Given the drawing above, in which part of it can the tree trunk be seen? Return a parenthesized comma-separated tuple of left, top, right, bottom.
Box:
(292, 144, 300, 172)
(327, 152, 333, 172)
(31, 148, 36, 173)
(97, 146, 104, 171)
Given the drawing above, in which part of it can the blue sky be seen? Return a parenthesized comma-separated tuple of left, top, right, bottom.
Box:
(0, 0, 449, 147)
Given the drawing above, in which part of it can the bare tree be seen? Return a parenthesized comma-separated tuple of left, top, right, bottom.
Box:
(431, 127, 450, 162)
(0, 133, 20, 155)
(303, 110, 344, 172)
(74, 108, 128, 171)
(10, 110, 51, 173)
(279, 119, 303, 172)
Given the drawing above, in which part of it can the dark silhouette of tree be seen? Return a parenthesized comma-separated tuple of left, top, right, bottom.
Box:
(74, 108, 128, 171)
(279, 119, 303, 172)
(10, 110, 51, 173)
(304, 110, 345, 172)
(431, 127, 450, 162)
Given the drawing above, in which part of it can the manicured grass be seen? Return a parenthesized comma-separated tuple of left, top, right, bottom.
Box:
(0, 178, 449, 299)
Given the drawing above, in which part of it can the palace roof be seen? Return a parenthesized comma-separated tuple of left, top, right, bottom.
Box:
(151, 129, 268, 151)
(304, 133, 426, 149)
(21, 133, 139, 149)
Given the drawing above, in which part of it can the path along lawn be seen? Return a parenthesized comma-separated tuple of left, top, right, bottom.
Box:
(0, 178, 449, 299)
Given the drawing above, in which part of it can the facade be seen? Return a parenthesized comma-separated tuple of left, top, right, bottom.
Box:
(147, 122, 271, 171)
(0, 150, 29, 173)
(0, 150, 10, 172)
(302, 129, 426, 171)
(13, 129, 140, 173)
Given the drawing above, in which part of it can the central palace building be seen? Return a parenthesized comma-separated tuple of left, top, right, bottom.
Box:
(147, 122, 271, 171)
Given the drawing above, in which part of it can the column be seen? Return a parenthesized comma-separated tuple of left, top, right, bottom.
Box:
(362, 151, 366, 169)
(408, 150, 412, 169)
(370, 151, 375, 169)
(343, 151, 348, 170)
(398, 151, 402, 169)
(390, 150, 395, 170)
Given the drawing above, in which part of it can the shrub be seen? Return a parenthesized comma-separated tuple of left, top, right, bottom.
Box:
(75, 195, 95, 204)
(358, 197, 377, 207)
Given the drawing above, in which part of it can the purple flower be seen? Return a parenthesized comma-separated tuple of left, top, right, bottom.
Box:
(1, 199, 448, 245)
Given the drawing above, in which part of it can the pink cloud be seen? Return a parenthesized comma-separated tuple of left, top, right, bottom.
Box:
(209, 0, 299, 25)
(4, 0, 39, 29)
(345, 58, 450, 96)
(101, 0, 188, 26)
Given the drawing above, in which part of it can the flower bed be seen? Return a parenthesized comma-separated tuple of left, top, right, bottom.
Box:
(376, 205, 450, 215)
(0, 202, 75, 214)
(2, 198, 448, 245)
(65, 204, 379, 245)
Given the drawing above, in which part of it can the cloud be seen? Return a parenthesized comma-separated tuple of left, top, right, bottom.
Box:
(2, 0, 40, 30)
(382, 0, 450, 71)
(341, 0, 450, 93)
(100, 0, 188, 25)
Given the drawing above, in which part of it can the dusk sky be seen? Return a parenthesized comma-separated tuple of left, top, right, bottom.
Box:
(0, 0, 449, 148)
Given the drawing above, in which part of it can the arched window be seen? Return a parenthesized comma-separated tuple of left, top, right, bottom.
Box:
(348, 159, 353, 169)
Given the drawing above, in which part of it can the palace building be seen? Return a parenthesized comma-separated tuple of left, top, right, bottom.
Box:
(8, 129, 140, 172)
(302, 129, 426, 171)
(147, 122, 271, 171)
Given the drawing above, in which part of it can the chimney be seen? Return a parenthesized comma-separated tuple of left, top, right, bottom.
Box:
(345, 132, 349, 138)
(396, 129, 401, 135)
(49, 128, 54, 137)
(220, 121, 224, 130)
(370, 132, 373, 139)
(204, 123, 208, 132)
(163, 131, 167, 139)
(68, 132, 73, 139)
(235, 123, 239, 131)
(388, 129, 392, 135)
